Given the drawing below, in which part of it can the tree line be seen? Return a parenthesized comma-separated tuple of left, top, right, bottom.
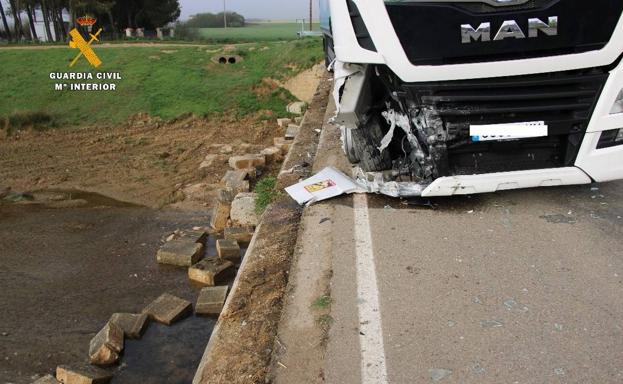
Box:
(184, 12, 245, 28)
(0, 0, 181, 42)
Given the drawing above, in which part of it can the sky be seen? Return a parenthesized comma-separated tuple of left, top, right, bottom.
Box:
(0, 0, 318, 23)
(179, 0, 319, 21)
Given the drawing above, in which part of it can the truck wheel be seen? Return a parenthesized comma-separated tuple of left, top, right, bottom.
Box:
(344, 115, 392, 172)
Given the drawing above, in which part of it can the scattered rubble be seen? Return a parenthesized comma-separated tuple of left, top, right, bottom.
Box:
(224, 226, 255, 246)
(32, 374, 59, 384)
(276, 118, 292, 128)
(88, 321, 124, 366)
(286, 101, 306, 115)
(273, 137, 292, 155)
(228, 154, 266, 170)
(196, 286, 229, 315)
(210, 198, 232, 231)
(230, 193, 259, 227)
(109, 313, 149, 339)
(216, 239, 241, 263)
(198, 154, 220, 171)
(156, 239, 204, 267)
(261, 147, 282, 164)
(285, 124, 300, 140)
(188, 258, 234, 286)
(221, 170, 251, 194)
(142, 293, 192, 325)
(56, 364, 113, 384)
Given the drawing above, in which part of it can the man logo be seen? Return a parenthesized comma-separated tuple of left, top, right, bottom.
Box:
(461, 16, 558, 44)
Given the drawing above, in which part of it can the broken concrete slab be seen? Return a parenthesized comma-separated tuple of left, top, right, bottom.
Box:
(273, 137, 292, 155)
(224, 226, 255, 246)
(276, 118, 292, 128)
(294, 116, 303, 124)
(188, 258, 234, 286)
(88, 321, 124, 366)
(56, 364, 113, 384)
(230, 193, 259, 227)
(32, 375, 59, 384)
(210, 199, 231, 231)
(196, 286, 229, 315)
(287, 101, 306, 115)
(285, 124, 300, 140)
(109, 313, 149, 339)
(142, 293, 192, 325)
(260, 147, 282, 164)
(228, 154, 265, 170)
(216, 239, 241, 263)
(156, 239, 204, 267)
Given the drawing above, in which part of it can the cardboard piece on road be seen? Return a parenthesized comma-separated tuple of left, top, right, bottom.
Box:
(285, 167, 361, 205)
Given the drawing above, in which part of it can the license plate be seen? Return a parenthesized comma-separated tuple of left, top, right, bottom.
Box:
(470, 121, 548, 142)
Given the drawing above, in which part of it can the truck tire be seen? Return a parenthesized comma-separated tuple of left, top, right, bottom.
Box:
(344, 115, 392, 172)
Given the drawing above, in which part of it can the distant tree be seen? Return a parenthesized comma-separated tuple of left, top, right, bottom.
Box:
(186, 11, 244, 28)
(0, 0, 12, 41)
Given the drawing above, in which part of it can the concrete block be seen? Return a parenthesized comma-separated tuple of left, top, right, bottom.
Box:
(285, 124, 300, 140)
(88, 321, 123, 366)
(188, 258, 234, 286)
(228, 154, 265, 170)
(276, 118, 292, 128)
(294, 116, 303, 124)
(287, 101, 306, 115)
(210, 200, 231, 231)
(224, 226, 255, 246)
(56, 364, 113, 384)
(230, 193, 259, 227)
(142, 293, 192, 325)
(32, 374, 59, 384)
(179, 230, 208, 245)
(216, 239, 241, 263)
(109, 313, 149, 339)
(273, 137, 292, 155)
(156, 239, 204, 267)
(196, 286, 229, 315)
(260, 147, 282, 164)
(220, 170, 250, 195)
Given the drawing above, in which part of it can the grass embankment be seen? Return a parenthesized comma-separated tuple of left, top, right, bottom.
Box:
(0, 38, 323, 132)
(198, 22, 319, 42)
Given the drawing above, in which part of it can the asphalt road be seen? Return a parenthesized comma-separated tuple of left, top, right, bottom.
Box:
(325, 180, 623, 384)
(274, 99, 623, 383)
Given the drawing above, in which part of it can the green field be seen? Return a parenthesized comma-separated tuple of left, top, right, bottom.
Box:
(198, 23, 320, 42)
(0, 39, 323, 131)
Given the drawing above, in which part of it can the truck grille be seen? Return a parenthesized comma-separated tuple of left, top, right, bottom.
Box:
(385, 0, 623, 65)
(402, 67, 609, 174)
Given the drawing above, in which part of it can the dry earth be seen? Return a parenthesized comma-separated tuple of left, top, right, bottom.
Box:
(0, 65, 323, 209)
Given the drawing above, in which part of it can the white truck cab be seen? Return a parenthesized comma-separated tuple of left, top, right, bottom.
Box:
(320, 0, 623, 197)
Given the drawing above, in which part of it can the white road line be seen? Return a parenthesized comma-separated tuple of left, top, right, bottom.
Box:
(353, 193, 389, 384)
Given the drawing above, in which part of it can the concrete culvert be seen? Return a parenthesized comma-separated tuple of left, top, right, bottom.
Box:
(218, 57, 227, 64)
(228, 57, 237, 64)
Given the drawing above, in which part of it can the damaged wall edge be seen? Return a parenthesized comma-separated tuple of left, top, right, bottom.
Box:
(192, 74, 333, 384)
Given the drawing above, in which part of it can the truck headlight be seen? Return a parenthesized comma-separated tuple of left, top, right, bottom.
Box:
(611, 89, 623, 114)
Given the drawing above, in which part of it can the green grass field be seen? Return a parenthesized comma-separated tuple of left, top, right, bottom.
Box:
(0, 39, 323, 130)
(198, 23, 319, 42)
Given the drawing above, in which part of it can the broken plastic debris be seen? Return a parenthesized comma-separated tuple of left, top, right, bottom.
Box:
(285, 167, 361, 205)
(285, 166, 427, 205)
